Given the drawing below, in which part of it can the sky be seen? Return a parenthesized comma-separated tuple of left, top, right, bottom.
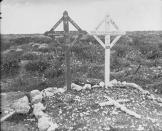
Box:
(1, 0, 162, 34)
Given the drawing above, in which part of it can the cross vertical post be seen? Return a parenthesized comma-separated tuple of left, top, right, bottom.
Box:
(63, 11, 71, 90)
(105, 15, 111, 86)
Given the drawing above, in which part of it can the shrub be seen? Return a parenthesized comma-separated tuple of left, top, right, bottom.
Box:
(8, 74, 49, 92)
(24, 60, 50, 73)
(87, 65, 104, 79)
(21, 53, 38, 60)
(1, 52, 22, 77)
(44, 66, 64, 78)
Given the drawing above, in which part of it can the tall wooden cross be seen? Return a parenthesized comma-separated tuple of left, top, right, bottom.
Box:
(91, 15, 125, 88)
(45, 11, 87, 90)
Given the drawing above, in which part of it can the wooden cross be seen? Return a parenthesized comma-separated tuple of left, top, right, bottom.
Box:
(45, 11, 87, 90)
(90, 15, 125, 88)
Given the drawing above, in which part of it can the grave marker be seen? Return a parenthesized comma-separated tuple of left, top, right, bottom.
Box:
(45, 11, 87, 90)
(91, 15, 125, 87)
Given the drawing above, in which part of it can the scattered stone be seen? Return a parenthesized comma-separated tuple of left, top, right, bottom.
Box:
(38, 43, 49, 49)
(99, 81, 105, 87)
(92, 85, 100, 88)
(38, 116, 50, 131)
(137, 125, 144, 131)
(83, 84, 91, 89)
(47, 121, 58, 131)
(41, 88, 56, 97)
(110, 79, 118, 85)
(74, 96, 81, 102)
(54, 87, 66, 94)
(32, 102, 46, 111)
(71, 83, 82, 91)
(32, 102, 46, 119)
(30, 90, 43, 104)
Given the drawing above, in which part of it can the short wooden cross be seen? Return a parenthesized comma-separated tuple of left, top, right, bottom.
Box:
(90, 15, 125, 88)
(45, 11, 87, 90)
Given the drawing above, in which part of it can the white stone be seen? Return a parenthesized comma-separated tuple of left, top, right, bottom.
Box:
(12, 96, 30, 114)
(38, 116, 50, 131)
(31, 94, 43, 104)
(74, 96, 81, 101)
(99, 81, 105, 87)
(122, 81, 126, 85)
(30, 90, 43, 104)
(83, 84, 91, 89)
(30, 90, 41, 98)
(110, 79, 118, 85)
(38, 43, 49, 49)
(54, 87, 66, 94)
(137, 125, 144, 131)
(33, 102, 46, 111)
(47, 122, 58, 131)
(32, 102, 46, 119)
(92, 85, 100, 88)
(34, 110, 48, 119)
(71, 83, 82, 91)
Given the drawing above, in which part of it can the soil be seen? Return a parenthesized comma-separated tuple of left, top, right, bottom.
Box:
(1, 86, 162, 131)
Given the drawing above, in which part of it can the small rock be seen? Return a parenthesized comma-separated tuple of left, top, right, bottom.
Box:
(92, 85, 100, 88)
(38, 116, 50, 131)
(30, 90, 41, 97)
(31, 94, 43, 104)
(137, 125, 144, 131)
(32, 102, 46, 111)
(99, 81, 105, 88)
(47, 122, 58, 131)
(54, 87, 66, 94)
(30, 90, 43, 104)
(122, 81, 126, 85)
(110, 79, 118, 85)
(83, 84, 91, 89)
(74, 96, 81, 101)
(71, 83, 82, 91)
(33, 102, 46, 119)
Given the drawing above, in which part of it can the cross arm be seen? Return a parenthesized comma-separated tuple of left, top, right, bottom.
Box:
(68, 17, 82, 31)
(91, 31, 125, 36)
(109, 18, 119, 30)
(50, 17, 63, 31)
(46, 30, 87, 37)
(92, 35, 105, 49)
(110, 35, 121, 49)
(95, 19, 105, 30)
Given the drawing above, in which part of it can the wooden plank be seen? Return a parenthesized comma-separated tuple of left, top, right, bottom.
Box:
(50, 17, 63, 31)
(91, 31, 125, 36)
(104, 95, 141, 119)
(92, 35, 105, 48)
(68, 17, 82, 31)
(110, 35, 121, 48)
(105, 16, 111, 87)
(95, 19, 105, 30)
(46, 31, 87, 37)
(63, 11, 71, 90)
(1, 111, 15, 122)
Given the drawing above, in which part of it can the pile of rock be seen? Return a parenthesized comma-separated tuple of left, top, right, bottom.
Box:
(71, 81, 104, 91)
(6, 89, 59, 131)
(30, 90, 58, 131)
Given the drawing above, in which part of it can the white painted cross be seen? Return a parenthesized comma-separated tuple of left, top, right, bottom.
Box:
(90, 15, 125, 88)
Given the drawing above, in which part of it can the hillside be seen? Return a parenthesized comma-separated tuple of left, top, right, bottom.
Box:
(1, 31, 162, 131)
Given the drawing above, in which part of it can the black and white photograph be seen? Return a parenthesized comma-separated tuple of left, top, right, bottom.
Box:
(1, 0, 162, 130)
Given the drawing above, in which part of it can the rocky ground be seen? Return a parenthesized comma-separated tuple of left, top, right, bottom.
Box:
(1, 84, 162, 131)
